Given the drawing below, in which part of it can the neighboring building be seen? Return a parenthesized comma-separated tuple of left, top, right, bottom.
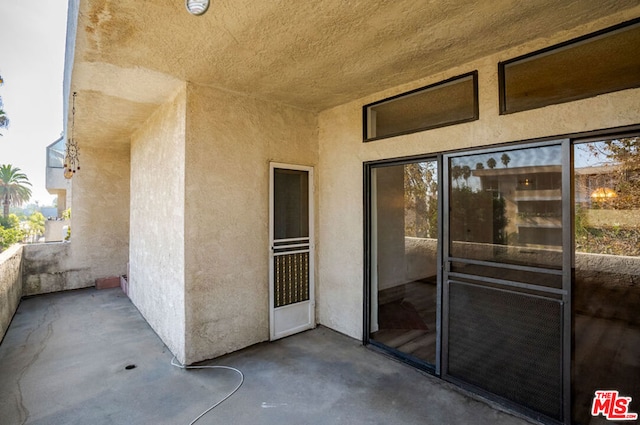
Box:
(575, 164, 621, 206)
(44, 136, 72, 242)
(472, 165, 563, 246)
(45, 136, 72, 217)
(57, 1, 640, 424)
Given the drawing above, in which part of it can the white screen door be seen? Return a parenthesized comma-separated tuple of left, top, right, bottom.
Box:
(269, 163, 315, 340)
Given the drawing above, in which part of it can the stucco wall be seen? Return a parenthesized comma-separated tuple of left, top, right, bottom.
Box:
(69, 144, 130, 286)
(317, 11, 640, 341)
(129, 86, 187, 363)
(0, 245, 22, 343)
(44, 220, 70, 242)
(183, 83, 318, 364)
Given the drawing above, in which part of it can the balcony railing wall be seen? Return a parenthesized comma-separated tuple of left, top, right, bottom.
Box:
(0, 245, 23, 342)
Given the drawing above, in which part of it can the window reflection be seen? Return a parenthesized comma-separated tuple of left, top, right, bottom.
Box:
(573, 137, 640, 425)
(449, 145, 562, 268)
(370, 161, 439, 367)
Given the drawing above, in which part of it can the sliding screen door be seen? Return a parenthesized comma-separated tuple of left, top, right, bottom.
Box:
(443, 142, 570, 423)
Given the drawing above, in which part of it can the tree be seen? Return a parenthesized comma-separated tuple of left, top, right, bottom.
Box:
(501, 153, 511, 168)
(475, 162, 484, 170)
(0, 213, 25, 251)
(575, 137, 640, 256)
(404, 162, 438, 238)
(586, 137, 640, 210)
(487, 157, 497, 169)
(0, 165, 32, 218)
(0, 213, 20, 229)
(0, 226, 25, 251)
(449, 186, 508, 245)
(26, 211, 45, 243)
(461, 165, 471, 187)
(0, 74, 8, 136)
(451, 164, 462, 187)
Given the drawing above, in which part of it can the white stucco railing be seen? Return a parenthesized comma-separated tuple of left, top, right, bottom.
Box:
(21, 243, 91, 296)
(0, 244, 23, 342)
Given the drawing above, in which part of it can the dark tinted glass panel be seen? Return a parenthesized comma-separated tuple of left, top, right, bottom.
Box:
(449, 262, 562, 291)
(274, 169, 309, 239)
(573, 137, 640, 425)
(501, 20, 640, 114)
(449, 144, 563, 269)
(365, 72, 478, 141)
(370, 161, 439, 367)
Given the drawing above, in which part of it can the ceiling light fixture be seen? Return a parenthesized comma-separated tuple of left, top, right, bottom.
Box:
(185, 0, 209, 16)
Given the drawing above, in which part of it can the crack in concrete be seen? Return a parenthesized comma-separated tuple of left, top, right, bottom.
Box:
(14, 299, 59, 425)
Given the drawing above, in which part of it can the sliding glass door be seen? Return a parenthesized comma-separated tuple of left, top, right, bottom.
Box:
(365, 130, 639, 425)
(368, 160, 440, 370)
(572, 136, 640, 425)
(442, 141, 570, 423)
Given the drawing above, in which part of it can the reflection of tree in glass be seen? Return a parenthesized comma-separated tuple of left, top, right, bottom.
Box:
(450, 164, 462, 187)
(449, 187, 507, 245)
(461, 165, 471, 186)
(501, 153, 511, 168)
(587, 137, 639, 209)
(576, 137, 640, 256)
(450, 164, 472, 188)
(404, 162, 438, 238)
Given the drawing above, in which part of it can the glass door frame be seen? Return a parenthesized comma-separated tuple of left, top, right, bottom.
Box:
(363, 154, 444, 375)
(440, 138, 572, 424)
(364, 126, 640, 425)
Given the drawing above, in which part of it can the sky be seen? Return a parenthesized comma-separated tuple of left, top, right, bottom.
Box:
(0, 0, 69, 206)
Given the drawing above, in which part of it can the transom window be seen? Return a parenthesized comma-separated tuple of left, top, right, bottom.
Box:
(364, 72, 478, 141)
(499, 18, 640, 114)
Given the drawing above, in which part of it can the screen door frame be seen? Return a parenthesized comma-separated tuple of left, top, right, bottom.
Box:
(269, 162, 316, 340)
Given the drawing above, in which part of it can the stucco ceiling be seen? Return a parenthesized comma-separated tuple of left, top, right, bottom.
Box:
(70, 0, 639, 146)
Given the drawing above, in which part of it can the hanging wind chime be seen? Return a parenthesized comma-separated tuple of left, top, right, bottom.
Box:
(64, 92, 80, 179)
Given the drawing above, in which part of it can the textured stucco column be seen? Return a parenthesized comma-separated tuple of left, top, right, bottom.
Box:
(129, 86, 187, 363)
(183, 83, 317, 364)
(317, 103, 366, 340)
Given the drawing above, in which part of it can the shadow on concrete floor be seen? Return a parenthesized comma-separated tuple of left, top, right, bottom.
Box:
(0, 288, 534, 425)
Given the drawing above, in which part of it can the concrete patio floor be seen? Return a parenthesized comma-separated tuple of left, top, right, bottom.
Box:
(0, 288, 536, 425)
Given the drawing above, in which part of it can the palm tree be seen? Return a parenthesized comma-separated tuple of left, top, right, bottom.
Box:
(0, 165, 32, 218)
(461, 165, 471, 187)
(501, 153, 511, 168)
(451, 164, 462, 187)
